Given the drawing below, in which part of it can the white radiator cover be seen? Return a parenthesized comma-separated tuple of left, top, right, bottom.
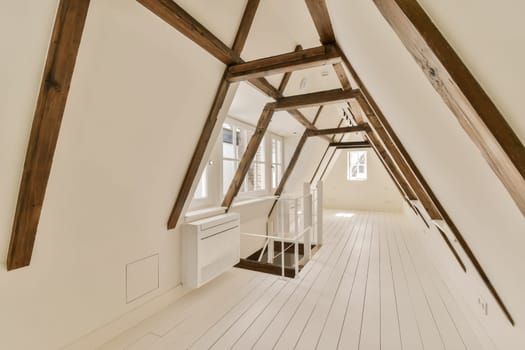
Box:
(182, 213, 240, 288)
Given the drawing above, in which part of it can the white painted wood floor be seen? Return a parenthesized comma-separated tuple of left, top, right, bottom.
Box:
(101, 211, 492, 350)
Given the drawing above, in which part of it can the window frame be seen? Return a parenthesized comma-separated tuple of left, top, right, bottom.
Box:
(270, 135, 284, 190)
(221, 117, 284, 199)
(347, 150, 368, 181)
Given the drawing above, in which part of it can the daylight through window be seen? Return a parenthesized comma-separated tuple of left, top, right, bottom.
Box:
(347, 150, 367, 181)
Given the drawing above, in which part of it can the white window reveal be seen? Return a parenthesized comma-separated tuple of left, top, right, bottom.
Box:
(221, 118, 283, 197)
(271, 137, 283, 189)
(347, 150, 367, 181)
(193, 166, 208, 199)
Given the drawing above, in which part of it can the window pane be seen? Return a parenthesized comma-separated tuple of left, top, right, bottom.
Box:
(237, 129, 249, 158)
(272, 164, 282, 188)
(255, 137, 265, 162)
(245, 162, 265, 192)
(271, 138, 282, 164)
(223, 124, 234, 158)
(348, 151, 367, 181)
(223, 159, 235, 194)
(194, 167, 207, 199)
(255, 162, 265, 191)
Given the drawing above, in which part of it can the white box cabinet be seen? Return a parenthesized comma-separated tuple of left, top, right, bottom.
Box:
(182, 213, 240, 288)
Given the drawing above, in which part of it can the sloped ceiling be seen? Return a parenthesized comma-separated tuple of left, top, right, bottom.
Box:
(1, 0, 525, 348)
(329, 0, 525, 347)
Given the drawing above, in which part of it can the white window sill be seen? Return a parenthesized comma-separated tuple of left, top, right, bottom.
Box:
(231, 195, 277, 208)
(184, 206, 226, 223)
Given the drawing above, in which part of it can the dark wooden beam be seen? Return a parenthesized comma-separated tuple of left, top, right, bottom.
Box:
(370, 136, 412, 202)
(278, 45, 303, 93)
(167, 77, 230, 229)
(275, 132, 309, 196)
(333, 63, 352, 90)
(367, 131, 417, 200)
(137, 0, 238, 64)
(435, 225, 467, 272)
(166, 0, 260, 229)
(311, 105, 324, 125)
(305, 124, 370, 137)
(356, 93, 440, 218)
(273, 88, 360, 111)
(348, 100, 365, 124)
(231, 0, 260, 54)
(269, 106, 324, 217)
(137, 0, 280, 101)
(222, 105, 275, 208)
(305, 0, 335, 44)
(7, 0, 91, 270)
(319, 142, 341, 181)
(285, 110, 330, 142)
(374, 0, 525, 216)
(310, 119, 344, 184)
(331, 141, 371, 149)
(226, 44, 341, 82)
(338, 44, 515, 325)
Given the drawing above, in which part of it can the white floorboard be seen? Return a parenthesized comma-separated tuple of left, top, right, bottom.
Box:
(101, 211, 490, 350)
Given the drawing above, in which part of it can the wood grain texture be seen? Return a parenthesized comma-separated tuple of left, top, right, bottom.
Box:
(231, 0, 260, 54)
(227, 44, 340, 82)
(435, 225, 466, 272)
(333, 62, 352, 90)
(7, 0, 91, 270)
(374, 0, 525, 216)
(137, 0, 238, 64)
(356, 92, 441, 218)
(310, 119, 344, 184)
(273, 88, 360, 111)
(330, 141, 371, 149)
(278, 45, 302, 94)
(305, 124, 370, 137)
(338, 43, 515, 325)
(137, 0, 279, 101)
(163, 0, 262, 229)
(222, 105, 275, 208)
(305, 0, 336, 44)
(311, 105, 324, 125)
(275, 132, 309, 197)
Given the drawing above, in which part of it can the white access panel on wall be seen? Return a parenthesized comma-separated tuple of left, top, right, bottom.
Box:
(182, 213, 240, 288)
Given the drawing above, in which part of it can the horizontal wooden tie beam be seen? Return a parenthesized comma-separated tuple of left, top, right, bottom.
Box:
(330, 141, 371, 149)
(273, 88, 360, 111)
(306, 124, 370, 137)
(137, 0, 280, 100)
(226, 44, 340, 82)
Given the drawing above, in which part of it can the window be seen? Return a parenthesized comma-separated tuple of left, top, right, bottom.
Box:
(245, 138, 266, 192)
(347, 151, 367, 181)
(221, 118, 283, 197)
(271, 137, 283, 189)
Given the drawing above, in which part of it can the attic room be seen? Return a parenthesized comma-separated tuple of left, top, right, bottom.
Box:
(2, 0, 524, 349)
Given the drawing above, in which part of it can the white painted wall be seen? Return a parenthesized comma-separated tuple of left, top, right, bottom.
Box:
(329, 0, 525, 348)
(282, 134, 328, 196)
(0, 1, 245, 349)
(323, 149, 403, 212)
